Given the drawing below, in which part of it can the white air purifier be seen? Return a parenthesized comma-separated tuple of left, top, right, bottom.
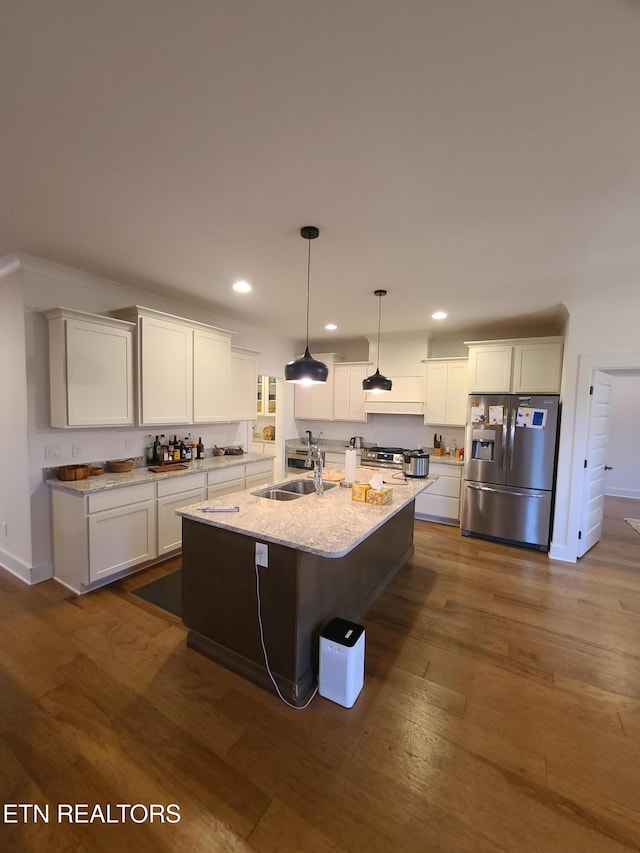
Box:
(319, 617, 365, 708)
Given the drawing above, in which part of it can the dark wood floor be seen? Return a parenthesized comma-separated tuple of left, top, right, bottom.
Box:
(2, 497, 640, 851)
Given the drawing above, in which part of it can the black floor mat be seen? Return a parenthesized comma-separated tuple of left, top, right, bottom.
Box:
(133, 570, 182, 617)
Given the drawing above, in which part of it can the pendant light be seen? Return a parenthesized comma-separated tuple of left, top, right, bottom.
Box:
(363, 289, 392, 393)
(285, 226, 329, 384)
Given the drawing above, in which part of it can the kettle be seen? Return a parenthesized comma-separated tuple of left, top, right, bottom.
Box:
(350, 436, 364, 449)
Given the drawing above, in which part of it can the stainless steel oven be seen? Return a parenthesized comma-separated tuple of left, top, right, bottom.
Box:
(286, 448, 325, 474)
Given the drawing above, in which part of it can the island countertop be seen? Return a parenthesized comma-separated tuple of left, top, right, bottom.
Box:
(177, 470, 436, 558)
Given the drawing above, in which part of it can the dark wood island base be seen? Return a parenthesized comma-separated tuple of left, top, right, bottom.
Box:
(181, 501, 416, 706)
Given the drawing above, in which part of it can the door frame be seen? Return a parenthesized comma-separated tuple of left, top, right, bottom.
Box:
(561, 352, 640, 562)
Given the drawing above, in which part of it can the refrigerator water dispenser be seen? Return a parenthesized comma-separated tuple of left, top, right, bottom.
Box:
(471, 428, 496, 461)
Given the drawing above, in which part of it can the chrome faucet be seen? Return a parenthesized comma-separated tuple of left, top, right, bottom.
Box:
(312, 444, 324, 496)
(303, 430, 324, 494)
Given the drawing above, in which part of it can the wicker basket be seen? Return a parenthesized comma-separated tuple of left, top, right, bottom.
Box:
(57, 464, 90, 481)
(106, 459, 135, 473)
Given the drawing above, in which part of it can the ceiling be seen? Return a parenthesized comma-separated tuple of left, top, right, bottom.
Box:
(2, 1, 640, 347)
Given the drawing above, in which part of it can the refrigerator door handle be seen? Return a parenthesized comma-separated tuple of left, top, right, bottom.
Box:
(508, 406, 517, 470)
(466, 483, 546, 499)
(502, 412, 508, 471)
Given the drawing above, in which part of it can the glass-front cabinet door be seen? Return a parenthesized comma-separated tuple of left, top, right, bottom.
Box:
(257, 375, 277, 416)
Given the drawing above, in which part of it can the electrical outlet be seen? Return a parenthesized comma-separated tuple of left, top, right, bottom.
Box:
(255, 542, 268, 568)
(1, 522, 7, 537)
(125, 439, 134, 452)
(45, 445, 62, 460)
(72, 443, 82, 458)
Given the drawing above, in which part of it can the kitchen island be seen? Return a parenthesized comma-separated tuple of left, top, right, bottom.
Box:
(177, 471, 435, 705)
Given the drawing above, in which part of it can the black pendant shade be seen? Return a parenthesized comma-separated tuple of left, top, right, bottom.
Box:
(362, 367, 393, 393)
(285, 226, 329, 385)
(363, 289, 392, 393)
(285, 346, 329, 384)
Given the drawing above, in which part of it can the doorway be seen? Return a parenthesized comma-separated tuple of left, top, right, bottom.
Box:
(574, 358, 640, 559)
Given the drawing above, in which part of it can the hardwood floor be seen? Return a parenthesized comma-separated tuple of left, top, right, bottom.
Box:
(2, 498, 640, 851)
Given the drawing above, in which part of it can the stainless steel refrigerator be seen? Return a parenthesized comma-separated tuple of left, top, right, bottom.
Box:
(461, 394, 560, 551)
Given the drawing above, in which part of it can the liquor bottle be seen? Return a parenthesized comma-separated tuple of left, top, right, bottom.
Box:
(152, 435, 160, 464)
(184, 437, 192, 461)
(146, 435, 154, 463)
(173, 435, 180, 462)
(196, 437, 204, 460)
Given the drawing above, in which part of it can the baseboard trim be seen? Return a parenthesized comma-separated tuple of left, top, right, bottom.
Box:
(605, 489, 640, 500)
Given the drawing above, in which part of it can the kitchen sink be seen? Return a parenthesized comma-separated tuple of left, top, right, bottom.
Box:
(252, 479, 338, 501)
(279, 479, 337, 495)
(252, 488, 302, 501)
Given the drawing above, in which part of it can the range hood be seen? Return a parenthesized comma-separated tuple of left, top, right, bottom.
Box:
(363, 333, 427, 415)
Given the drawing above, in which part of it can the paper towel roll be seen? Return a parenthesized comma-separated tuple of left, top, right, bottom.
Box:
(345, 448, 357, 483)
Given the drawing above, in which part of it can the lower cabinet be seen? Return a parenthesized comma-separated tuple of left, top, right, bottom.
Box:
(245, 457, 276, 490)
(51, 458, 275, 594)
(53, 483, 158, 593)
(157, 473, 206, 556)
(414, 463, 462, 525)
(207, 466, 246, 499)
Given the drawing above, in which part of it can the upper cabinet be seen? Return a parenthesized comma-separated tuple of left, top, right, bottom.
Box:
(423, 358, 468, 426)
(257, 374, 277, 416)
(294, 353, 343, 420)
(230, 348, 260, 421)
(113, 306, 234, 426)
(44, 308, 135, 428)
(465, 337, 564, 394)
(333, 362, 370, 422)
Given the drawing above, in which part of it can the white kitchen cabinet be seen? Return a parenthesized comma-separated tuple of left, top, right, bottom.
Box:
(206, 457, 274, 498)
(294, 353, 343, 420)
(414, 462, 462, 524)
(157, 473, 206, 555)
(113, 306, 234, 426)
(333, 363, 370, 422)
(466, 344, 513, 394)
(139, 312, 193, 424)
(44, 308, 135, 428)
(465, 337, 563, 394)
(207, 466, 246, 499)
(193, 327, 231, 422)
(229, 348, 260, 420)
(423, 358, 468, 426)
(52, 483, 157, 593)
(512, 340, 563, 393)
(244, 457, 276, 489)
(257, 373, 277, 416)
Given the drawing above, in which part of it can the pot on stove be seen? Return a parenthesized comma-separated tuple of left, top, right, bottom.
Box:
(402, 449, 429, 478)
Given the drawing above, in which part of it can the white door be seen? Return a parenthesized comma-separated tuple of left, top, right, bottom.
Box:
(577, 370, 613, 557)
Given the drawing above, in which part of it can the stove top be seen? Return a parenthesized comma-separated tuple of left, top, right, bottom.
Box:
(360, 446, 406, 468)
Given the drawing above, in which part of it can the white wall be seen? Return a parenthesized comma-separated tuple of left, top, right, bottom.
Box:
(606, 371, 640, 499)
(0, 270, 33, 580)
(550, 294, 640, 562)
(294, 414, 465, 454)
(4, 254, 299, 582)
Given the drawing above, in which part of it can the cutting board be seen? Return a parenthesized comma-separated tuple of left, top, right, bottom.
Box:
(306, 470, 345, 482)
(149, 464, 189, 473)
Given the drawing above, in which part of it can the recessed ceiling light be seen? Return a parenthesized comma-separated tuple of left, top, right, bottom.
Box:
(233, 280, 252, 293)
(432, 311, 447, 320)
(325, 323, 338, 331)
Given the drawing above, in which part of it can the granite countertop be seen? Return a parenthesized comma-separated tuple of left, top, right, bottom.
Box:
(176, 468, 437, 558)
(427, 454, 465, 467)
(46, 452, 273, 495)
